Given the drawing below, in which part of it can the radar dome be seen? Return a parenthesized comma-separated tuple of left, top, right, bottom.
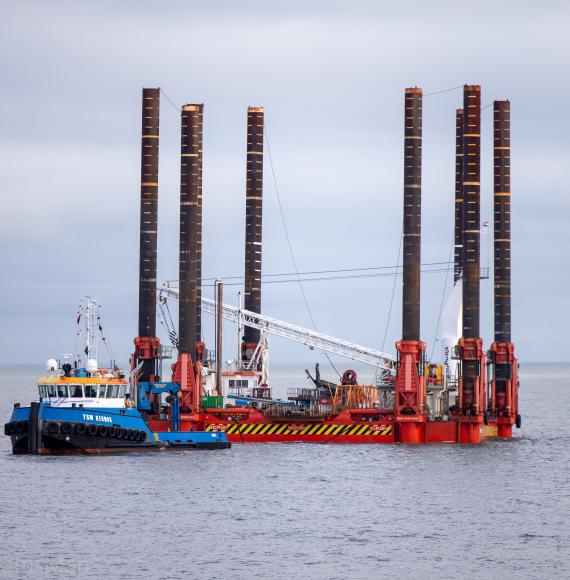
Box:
(86, 358, 98, 373)
(46, 359, 58, 372)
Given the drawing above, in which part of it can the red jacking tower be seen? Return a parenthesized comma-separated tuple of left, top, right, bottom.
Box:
(171, 104, 205, 415)
(395, 87, 427, 443)
(455, 85, 486, 443)
(488, 100, 520, 436)
(133, 88, 162, 383)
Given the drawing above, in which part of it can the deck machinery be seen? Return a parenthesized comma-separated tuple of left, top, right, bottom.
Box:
(133, 85, 520, 443)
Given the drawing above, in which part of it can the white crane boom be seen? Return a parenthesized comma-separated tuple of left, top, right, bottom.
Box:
(159, 284, 396, 375)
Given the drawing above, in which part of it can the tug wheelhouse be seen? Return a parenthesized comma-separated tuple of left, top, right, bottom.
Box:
(37, 377, 128, 409)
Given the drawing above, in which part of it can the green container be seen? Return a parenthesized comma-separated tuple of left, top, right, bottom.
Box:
(202, 395, 223, 408)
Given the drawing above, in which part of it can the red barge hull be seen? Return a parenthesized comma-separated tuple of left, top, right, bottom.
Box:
(205, 420, 394, 444)
(146, 410, 492, 444)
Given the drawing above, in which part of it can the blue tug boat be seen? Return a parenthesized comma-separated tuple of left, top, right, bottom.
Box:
(5, 89, 233, 454)
(4, 298, 230, 455)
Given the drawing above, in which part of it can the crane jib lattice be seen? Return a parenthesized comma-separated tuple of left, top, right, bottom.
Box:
(158, 284, 396, 375)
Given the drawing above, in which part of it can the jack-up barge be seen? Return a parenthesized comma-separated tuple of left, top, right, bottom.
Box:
(134, 86, 520, 444)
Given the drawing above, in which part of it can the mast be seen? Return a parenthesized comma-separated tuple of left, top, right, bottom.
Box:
(85, 297, 95, 363)
(215, 279, 223, 393)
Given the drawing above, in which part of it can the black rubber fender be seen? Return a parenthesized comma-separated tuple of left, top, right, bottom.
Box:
(47, 422, 60, 434)
(75, 423, 87, 435)
(97, 425, 109, 437)
(128, 429, 136, 441)
(138, 430, 147, 442)
(87, 424, 98, 437)
(60, 422, 74, 435)
(109, 425, 118, 438)
(16, 421, 26, 433)
(483, 412, 489, 425)
(515, 414, 522, 429)
(4, 423, 14, 435)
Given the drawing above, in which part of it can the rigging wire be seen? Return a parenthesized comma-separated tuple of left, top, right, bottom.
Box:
(372, 230, 402, 383)
(199, 260, 453, 282)
(197, 267, 452, 287)
(73, 303, 82, 365)
(160, 88, 180, 112)
(264, 126, 340, 377)
(423, 86, 495, 105)
(96, 304, 114, 363)
(429, 234, 455, 361)
(423, 85, 463, 97)
(381, 231, 403, 353)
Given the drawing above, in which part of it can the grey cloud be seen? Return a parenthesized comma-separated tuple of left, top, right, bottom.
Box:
(0, 0, 568, 366)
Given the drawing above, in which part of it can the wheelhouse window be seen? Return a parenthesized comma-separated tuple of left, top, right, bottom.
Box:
(118, 385, 126, 398)
(106, 384, 119, 398)
(39, 385, 47, 397)
(69, 385, 84, 398)
(84, 385, 97, 398)
(97, 385, 107, 398)
(228, 379, 249, 388)
(47, 385, 57, 397)
(57, 385, 68, 398)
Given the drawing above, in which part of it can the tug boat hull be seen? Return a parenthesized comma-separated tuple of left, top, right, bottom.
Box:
(5, 402, 230, 455)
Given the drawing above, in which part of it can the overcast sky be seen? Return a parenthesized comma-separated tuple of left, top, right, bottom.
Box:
(1, 0, 568, 371)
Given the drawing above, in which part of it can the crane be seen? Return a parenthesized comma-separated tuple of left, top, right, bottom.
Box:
(158, 282, 396, 377)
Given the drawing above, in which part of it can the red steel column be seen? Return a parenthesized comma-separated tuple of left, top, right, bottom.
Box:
(395, 87, 427, 443)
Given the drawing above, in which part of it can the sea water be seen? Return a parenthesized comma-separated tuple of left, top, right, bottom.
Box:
(0, 363, 568, 579)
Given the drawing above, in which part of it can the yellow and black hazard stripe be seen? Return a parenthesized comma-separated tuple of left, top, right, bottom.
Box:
(205, 423, 393, 437)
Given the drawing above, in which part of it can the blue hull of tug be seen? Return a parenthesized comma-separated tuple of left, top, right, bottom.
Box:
(5, 402, 230, 454)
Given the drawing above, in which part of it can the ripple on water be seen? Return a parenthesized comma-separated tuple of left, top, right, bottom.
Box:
(1, 364, 570, 579)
